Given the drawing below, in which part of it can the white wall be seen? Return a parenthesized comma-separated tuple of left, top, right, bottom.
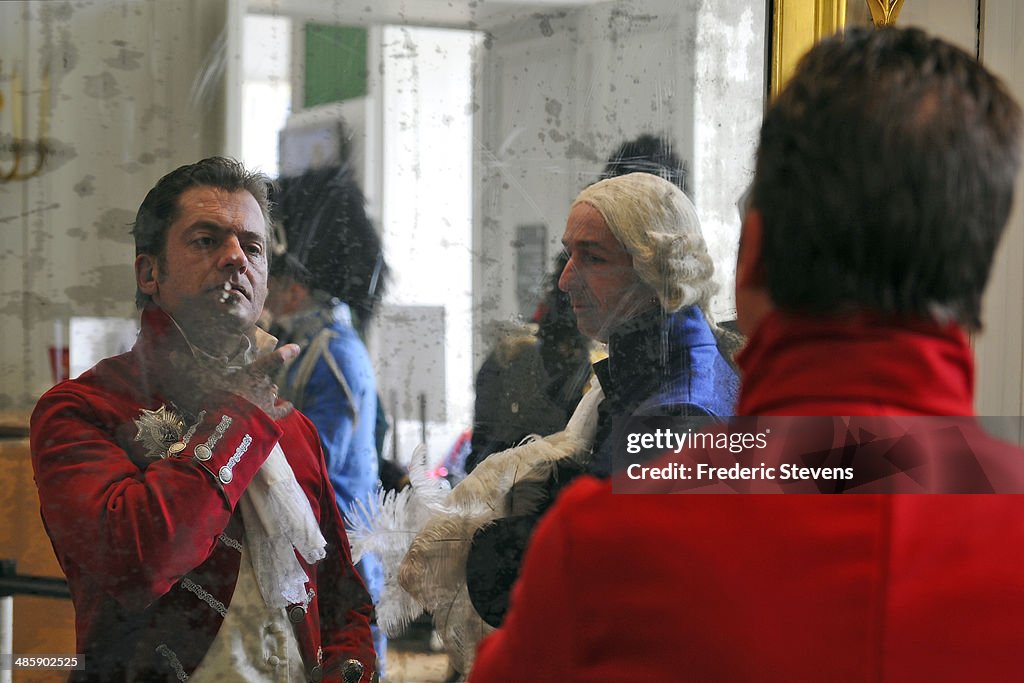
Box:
(0, 0, 229, 409)
(692, 0, 766, 321)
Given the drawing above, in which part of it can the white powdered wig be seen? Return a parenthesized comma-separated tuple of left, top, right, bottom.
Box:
(574, 172, 717, 313)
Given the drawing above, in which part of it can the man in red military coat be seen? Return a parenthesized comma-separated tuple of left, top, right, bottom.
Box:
(31, 157, 375, 682)
(470, 27, 1024, 682)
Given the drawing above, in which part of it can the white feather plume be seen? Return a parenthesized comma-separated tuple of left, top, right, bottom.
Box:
(349, 380, 605, 671)
(398, 382, 604, 672)
(346, 446, 450, 635)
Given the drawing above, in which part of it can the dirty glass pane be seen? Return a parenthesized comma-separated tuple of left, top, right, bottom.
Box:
(0, 0, 766, 678)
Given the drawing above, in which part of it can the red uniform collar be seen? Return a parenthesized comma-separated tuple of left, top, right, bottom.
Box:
(736, 310, 975, 416)
(135, 307, 192, 356)
(135, 307, 264, 367)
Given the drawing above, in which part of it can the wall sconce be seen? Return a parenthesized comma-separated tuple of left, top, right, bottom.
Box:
(865, 0, 906, 27)
(0, 62, 50, 183)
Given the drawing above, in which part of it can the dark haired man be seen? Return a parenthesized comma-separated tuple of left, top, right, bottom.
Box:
(32, 157, 375, 682)
(471, 27, 1024, 682)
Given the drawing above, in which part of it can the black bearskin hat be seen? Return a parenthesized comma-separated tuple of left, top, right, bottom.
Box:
(271, 163, 388, 332)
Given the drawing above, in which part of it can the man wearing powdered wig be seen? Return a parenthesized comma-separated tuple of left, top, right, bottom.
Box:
(561, 172, 738, 475)
(377, 171, 738, 673)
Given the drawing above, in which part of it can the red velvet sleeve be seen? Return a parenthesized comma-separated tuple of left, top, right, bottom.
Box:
(30, 382, 280, 607)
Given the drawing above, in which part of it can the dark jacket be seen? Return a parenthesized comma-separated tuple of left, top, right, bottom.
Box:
(589, 304, 738, 476)
(466, 305, 738, 626)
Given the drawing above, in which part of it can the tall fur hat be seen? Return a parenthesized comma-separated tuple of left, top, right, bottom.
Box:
(271, 163, 388, 328)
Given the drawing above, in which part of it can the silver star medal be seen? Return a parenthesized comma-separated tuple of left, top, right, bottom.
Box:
(133, 405, 187, 459)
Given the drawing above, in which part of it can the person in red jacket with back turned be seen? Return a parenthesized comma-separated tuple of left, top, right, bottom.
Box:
(31, 157, 375, 682)
(470, 26, 1024, 683)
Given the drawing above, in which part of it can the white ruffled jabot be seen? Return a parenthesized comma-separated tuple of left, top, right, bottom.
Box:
(239, 443, 326, 609)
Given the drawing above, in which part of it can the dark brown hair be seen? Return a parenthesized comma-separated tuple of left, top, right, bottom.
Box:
(132, 157, 272, 309)
(751, 27, 1022, 328)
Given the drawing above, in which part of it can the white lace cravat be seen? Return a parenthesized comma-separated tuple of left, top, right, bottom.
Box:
(239, 443, 327, 609)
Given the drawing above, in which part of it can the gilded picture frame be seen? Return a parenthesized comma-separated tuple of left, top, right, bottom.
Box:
(769, 0, 849, 99)
(770, 0, 907, 99)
